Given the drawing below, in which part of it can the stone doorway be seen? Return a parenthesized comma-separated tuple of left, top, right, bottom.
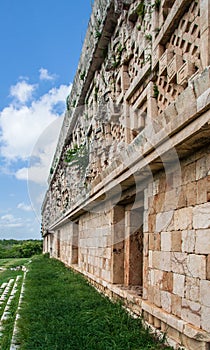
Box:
(124, 205, 144, 288)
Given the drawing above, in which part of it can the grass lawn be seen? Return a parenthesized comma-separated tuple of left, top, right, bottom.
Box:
(15, 255, 173, 350)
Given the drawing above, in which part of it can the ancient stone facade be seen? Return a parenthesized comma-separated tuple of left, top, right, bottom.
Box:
(42, 0, 210, 349)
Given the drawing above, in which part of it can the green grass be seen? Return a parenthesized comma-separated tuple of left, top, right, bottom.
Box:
(15, 255, 172, 350)
(0, 258, 30, 269)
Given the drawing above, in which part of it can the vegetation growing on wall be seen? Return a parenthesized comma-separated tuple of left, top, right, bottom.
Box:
(64, 143, 89, 175)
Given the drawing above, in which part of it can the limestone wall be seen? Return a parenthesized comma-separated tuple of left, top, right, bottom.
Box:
(42, 0, 210, 348)
(142, 145, 210, 346)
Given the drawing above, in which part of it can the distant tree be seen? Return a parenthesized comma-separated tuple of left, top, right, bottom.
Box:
(0, 239, 43, 258)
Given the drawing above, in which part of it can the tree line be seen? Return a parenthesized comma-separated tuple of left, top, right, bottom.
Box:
(0, 239, 43, 258)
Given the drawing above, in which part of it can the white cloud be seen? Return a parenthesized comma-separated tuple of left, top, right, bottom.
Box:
(0, 83, 71, 161)
(10, 80, 37, 103)
(1, 214, 14, 221)
(0, 214, 24, 228)
(0, 74, 72, 227)
(39, 68, 56, 81)
(15, 115, 64, 185)
(17, 202, 33, 212)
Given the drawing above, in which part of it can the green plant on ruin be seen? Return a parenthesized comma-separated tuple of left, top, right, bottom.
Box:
(80, 70, 86, 81)
(65, 143, 89, 175)
(153, 0, 161, 10)
(95, 29, 101, 39)
(71, 99, 76, 108)
(50, 167, 54, 175)
(136, 1, 146, 19)
(111, 43, 125, 69)
(94, 15, 102, 39)
(153, 84, 159, 99)
(66, 95, 70, 111)
(94, 86, 99, 102)
(145, 33, 152, 41)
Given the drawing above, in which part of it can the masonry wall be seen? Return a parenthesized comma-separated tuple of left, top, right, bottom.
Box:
(42, 0, 210, 349)
(142, 145, 210, 347)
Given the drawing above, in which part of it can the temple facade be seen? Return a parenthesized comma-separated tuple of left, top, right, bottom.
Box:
(42, 1, 210, 348)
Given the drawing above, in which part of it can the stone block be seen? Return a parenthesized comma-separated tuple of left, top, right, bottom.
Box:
(171, 252, 188, 274)
(161, 290, 172, 313)
(197, 178, 208, 204)
(187, 254, 206, 279)
(193, 203, 210, 229)
(156, 211, 174, 233)
(167, 54, 183, 83)
(148, 285, 154, 303)
(182, 230, 195, 253)
(153, 286, 161, 307)
(148, 250, 153, 268)
(149, 233, 161, 251)
(184, 323, 210, 342)
(153, 192, 165, 212)
(164, 101, 178, 124)
(200, 280, 210, 307)
(192, 66, 210, 98)
(201, 305, 210, 332)
(148, 214, 156, 232)
(185, 182, 197, 206)
(152, 44, 164, 69)
(153, 269, 164, 287)
(181, 299, 201, 328)
(144, 210, 149, 232)
(175, 86, 197, 125)
(177, 61, 195, 87)
(185, 277, 200, 302)
(196, 157, 207, 180)
(171, 294, 182, 318)
(207, 255, 210, 280)
(161, 271, 173, 292)
(167, 326, 181, 345)
(200, 0, 210, 33)
(159, 252, 171, 272)
(182, 161, 196, 185)
(159, 49, 174, 76)
(173, 273, 185, 297)
(163, 189, 178, 211)
(171, 231, 182, 252)
(174, 207, 193, 230)
(200, 27, 210, 68)
(151, 251, 161, 270)
(161, 231, 171, 251)
(195, 229, 210, 254)
(181, 333, 207, 350)
(197, 87, 210, 112)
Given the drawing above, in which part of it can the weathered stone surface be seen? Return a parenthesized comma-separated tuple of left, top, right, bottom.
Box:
(187, 254, 206, 279)
(42, 0, 210, 348)
(200, 280, 210, 307)
(193, 203, 210, 229)
(161, 231, 171, 251)
(173, 273, 185, 297)
(201, 305, 210, 332)
(182, 230, 195, 253)
(161, 290, 172, 313)
(174, 208, 193, 231)
(195, 229, 210, 254)
(181, 299, 201, 328)
(185, 277, 200, 303)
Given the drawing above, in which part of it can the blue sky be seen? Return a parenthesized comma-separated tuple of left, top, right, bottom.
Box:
(0, 0, 92, 240)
